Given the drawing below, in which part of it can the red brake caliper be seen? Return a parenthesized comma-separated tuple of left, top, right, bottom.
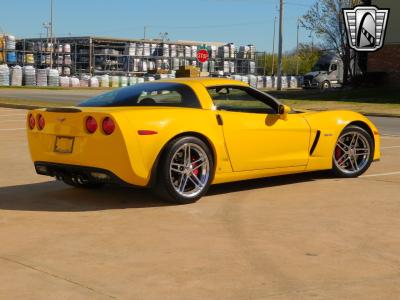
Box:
(335, 146, 342, 162)
(192, 158, 199, 177)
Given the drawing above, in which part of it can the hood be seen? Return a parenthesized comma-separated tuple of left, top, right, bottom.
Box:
(305, 71, 327, 78)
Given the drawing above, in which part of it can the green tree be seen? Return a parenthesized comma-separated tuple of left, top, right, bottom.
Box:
(256, 43, 321, 76)
(300, 0, 362, 85)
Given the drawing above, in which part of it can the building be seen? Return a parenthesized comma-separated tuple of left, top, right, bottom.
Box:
(367, 0, 400, 84)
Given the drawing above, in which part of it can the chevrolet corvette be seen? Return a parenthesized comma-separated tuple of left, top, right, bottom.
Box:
(27, 78, 380, 203)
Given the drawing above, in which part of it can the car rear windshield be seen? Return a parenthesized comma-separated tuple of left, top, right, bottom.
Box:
(79, 82, 201, 108)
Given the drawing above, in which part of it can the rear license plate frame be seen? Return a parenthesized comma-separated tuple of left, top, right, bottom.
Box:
(54, 136, 75, 154)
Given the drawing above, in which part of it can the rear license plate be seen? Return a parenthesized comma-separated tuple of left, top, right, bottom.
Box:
(54, 136, 75, 154)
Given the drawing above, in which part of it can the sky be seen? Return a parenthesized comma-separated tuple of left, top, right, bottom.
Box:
(0, 0, 317, 52)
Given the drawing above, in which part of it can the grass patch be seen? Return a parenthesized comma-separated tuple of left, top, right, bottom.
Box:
(266, 87, 400, 104)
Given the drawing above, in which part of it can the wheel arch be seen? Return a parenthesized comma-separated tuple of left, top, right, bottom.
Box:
(346, 120, 375, 146)
(147, 131, 217, 188)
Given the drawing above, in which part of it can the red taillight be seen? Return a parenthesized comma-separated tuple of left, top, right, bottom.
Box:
(102, 117, 115, 135)
(85, 116, 97, 134)
(28, 114, 35, 130)
(37, 114, 45, 130)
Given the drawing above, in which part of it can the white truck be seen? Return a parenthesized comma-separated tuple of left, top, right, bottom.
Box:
(302, 54, 344, 89)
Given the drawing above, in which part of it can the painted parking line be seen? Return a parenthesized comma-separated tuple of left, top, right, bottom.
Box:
(381, 135, 400, 139)
(361, 171, 400, 178)
(381, 146, 400, 149)
(0, 114, 27, 117)
(0, 128, 25, 131)
(0, 120, 26, 123)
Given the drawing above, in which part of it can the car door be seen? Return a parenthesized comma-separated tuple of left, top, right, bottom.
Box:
(208, 86, 311, 172)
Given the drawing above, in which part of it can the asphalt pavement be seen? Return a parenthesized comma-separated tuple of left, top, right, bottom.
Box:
(0, 107, 400, 299)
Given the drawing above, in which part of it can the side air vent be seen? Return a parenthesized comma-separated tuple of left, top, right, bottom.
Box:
(310, 130, 321, 155)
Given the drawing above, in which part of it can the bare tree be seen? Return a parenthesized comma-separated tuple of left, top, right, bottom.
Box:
(300, 0, 363, 85)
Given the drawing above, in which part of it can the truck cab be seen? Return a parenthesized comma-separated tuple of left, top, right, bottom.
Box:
(303, 54, 343, 89)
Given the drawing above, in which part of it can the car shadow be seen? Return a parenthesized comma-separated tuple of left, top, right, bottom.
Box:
(0, 172, 331, 212)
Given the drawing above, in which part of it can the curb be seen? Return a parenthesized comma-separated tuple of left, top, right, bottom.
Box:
(1, 102, 400, 118)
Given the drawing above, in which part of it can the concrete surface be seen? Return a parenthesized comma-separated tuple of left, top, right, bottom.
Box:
(0, 107, 400, 299)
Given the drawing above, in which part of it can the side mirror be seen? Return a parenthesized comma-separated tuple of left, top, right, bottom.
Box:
(278, 104, 291, 119)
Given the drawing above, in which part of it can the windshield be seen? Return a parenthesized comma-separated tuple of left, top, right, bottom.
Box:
(79, 82, 201, 108)
(312, 63, 330, 72)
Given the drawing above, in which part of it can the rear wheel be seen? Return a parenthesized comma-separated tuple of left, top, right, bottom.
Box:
(154, 136, 213, 204)
(332, 126, 374, 178)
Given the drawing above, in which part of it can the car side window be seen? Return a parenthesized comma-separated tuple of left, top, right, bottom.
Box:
(138, 90, 183, 105)
(79, 82, 201, 108)
(207, 87, 276, 114)
(330, 64, 337, 71)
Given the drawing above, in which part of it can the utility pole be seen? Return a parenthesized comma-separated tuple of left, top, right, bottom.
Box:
(50, 0, 54, 68)
(296, 18, 300, 76)
(277, 0, 284, 90)
(143, 26, 147, 40)
(271, 15, 276, 76)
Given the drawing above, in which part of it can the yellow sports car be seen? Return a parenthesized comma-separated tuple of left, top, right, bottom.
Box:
(27, 78, 380, 203)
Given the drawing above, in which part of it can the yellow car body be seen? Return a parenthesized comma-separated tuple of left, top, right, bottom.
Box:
(27, 78, 380, 198)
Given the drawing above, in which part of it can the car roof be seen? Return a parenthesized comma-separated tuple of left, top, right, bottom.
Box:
(159, 77, 250, 88)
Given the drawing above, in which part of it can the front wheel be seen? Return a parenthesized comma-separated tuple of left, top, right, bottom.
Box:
(332, 126, 374, 178)
(321, 80, 331, 89)
(154, 136, 214, 204)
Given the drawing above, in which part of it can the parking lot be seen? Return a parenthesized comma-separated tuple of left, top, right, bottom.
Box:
(0, 107, 400, 299)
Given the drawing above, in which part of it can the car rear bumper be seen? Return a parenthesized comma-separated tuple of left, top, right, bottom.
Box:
(34, 161, 140, 187)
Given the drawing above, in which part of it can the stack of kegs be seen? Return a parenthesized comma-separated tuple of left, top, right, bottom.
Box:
(128, 76, 137, 86)
(111, 76, 120, 88)
(64, 44, 71, 53)
(10, 66, 22, 86)
(89, 77, 99, 88)
(70, 77, 80, 87)
(64, 55, 72, 65)
(48, 69, 60, 87)
(80, 74, 91, 87)
(36, 69, 48, 86)
(63, 67, 71, 76)
(25, 54, 35, 64)
(5, 35, 16, 50)
(0, 64, 10, 86)
(59, 76, 70, 87)
(120, 76, 128, 87)
(99, 75, 109, 87)
(23, 66, 36, 86)
(6, 51, 17, 64)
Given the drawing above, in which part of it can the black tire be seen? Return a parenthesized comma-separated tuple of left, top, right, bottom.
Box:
(321, 80, 331, 90)
(332, 125, 374, 178)
(153, 136, 214, 204)
(62, 177, 105, 189)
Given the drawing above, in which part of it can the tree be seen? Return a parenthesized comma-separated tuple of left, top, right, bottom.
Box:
(300, 0, 363, 85)
(256, 43, 322, 76)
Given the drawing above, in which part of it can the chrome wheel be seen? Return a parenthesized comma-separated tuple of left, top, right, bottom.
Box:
(333, 131, 371, 175)
(169, 143, 210, 198)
